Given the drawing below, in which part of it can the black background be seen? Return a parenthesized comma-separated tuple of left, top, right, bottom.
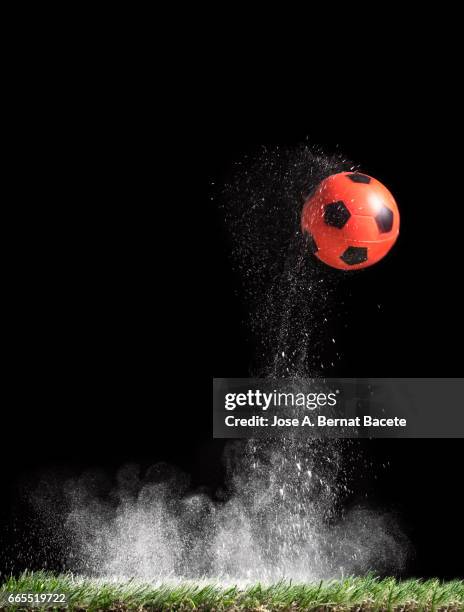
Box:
(1, 98, 463, 579)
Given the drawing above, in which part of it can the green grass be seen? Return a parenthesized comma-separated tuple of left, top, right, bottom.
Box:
(1, 571, 463, 611)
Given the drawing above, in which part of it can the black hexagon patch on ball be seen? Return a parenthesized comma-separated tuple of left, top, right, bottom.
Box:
(324, 201, 351, 228)
(347, 173, 371, 184)
(375, 206, 394, 233)
(305, 233, 318, 254)
(340, 246, 368, 265)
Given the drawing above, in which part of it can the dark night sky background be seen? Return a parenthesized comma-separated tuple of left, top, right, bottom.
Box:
(1, 94, 463, 579)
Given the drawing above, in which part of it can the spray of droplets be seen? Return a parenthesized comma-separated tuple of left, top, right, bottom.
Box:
(218, 144, 353, 376)
(28, 144, 408, 582)
(29, 440, 406, 583)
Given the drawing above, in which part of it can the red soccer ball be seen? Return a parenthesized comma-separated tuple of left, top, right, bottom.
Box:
(301, 172, 400, 270)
